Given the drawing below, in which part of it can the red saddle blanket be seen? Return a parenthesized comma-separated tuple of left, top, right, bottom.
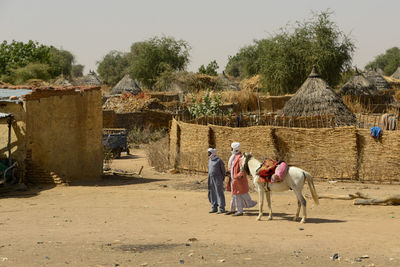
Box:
(258, 159, 288, 184)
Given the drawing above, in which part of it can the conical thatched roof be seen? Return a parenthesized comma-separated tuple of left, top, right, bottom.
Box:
(74, 71, 102, 86)
(376, 68, 384, 75)
(111, 74, 142, 95)
(391, 66, 400, 79)
(365, 68, 390, 90)
(281, 66, 356, 126)
(339, 69, 376, 96)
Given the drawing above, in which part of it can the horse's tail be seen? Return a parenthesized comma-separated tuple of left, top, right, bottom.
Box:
(303, 171, 319, 205)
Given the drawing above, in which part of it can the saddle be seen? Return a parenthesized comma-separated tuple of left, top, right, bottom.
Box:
(257, 159, 278, 183)
(257, 159, 288, 184)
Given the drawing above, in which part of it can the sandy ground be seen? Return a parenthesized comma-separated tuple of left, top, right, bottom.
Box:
(1, 148, 400, 267)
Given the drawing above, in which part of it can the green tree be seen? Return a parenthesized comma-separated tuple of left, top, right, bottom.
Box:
(0, 40, 51, 76)
(225, 10, 355, 94)
(9, 63, 51, 84)
(365, 47, 400, 76)
(129, 36, 190, 88)
(71, 64, 84, 78)
(198, 60, 219, 76)
(96, 50, 130, 86)
(48, 47, 75, 78)
(188, 89, 224, 118)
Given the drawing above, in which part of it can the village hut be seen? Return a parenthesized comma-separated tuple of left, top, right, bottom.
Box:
(74, 71, 102, 86)
(391, 66, 400, 80)
(339, 69, 377, 96)
(53, 75, 72, 86)
(110, 74, 142, 95)
(280, 66, 356, 126)
(365, 68, 391, 90)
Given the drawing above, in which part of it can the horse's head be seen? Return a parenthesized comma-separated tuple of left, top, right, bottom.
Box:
(240, 152, 252, 174)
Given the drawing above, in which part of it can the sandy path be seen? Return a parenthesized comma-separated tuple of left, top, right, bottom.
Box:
(0, 148, 399, 266)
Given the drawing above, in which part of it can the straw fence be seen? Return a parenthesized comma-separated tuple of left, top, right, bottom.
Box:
(169, 119, 400, 183)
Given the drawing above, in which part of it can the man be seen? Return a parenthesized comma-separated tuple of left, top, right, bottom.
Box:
(226, 142, 257, 216)
(207, 148, 226, 214)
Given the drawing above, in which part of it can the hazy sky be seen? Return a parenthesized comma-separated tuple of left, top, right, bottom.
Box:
(1, 0, 399, 74)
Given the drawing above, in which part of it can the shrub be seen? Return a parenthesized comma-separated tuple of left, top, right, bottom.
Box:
(128, 127, 168, 144)
(145, 136, 170, 172)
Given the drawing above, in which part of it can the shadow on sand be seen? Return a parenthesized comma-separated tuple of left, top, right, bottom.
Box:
(243, 211, 346, 224)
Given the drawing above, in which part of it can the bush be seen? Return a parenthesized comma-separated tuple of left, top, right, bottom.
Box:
(10, 63, 51, 84)
(128, 127, 168, 144)
(145, 136, 170, 172)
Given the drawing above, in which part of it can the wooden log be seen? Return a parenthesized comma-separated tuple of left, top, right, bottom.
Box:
(353, 195, 400, 205)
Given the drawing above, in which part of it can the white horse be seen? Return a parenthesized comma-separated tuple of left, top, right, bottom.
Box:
(240, 153, 319, 223)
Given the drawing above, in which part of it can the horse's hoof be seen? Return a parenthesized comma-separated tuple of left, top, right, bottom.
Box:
(267, 216, 272, 221)
(293, 217, 299, 221)
(300, 219, 306, 224)
(256, 217, 262, 221)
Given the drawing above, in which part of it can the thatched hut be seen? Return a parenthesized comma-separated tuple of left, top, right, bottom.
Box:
(365, 68, 390, 90)
(391, 66, 400, 80)
(110, 74, 142, 95)
(339, 69, 376, 96)
(53, 75, 72, 86)
(280, 66, 356, 126)
(74, 71, 102, 86)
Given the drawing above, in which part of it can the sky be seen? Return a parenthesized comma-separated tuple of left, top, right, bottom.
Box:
(1, 0, 399, 74)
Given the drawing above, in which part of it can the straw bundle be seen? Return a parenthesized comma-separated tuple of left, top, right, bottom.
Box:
(210, 125, 276, 167)
(240, 75, 262, 92)
(281, 67, 356, 126)
(177, 121, 210, 172)
(357, 129, 400, 183)
(273, 126, 358, 180)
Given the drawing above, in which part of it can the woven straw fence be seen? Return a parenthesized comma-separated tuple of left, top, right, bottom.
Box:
(210, 125, 276, 169)
(357, 129, 400, 183)
(273, 127, 358, 180)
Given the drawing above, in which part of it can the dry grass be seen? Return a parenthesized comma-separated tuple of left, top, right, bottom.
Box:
(146, 137, 170, 172)
(221, 89, 259, 112)
(240, 75, 263, 92)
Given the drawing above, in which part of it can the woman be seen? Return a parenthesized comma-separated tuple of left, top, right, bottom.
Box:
(226, 142, 256, 216)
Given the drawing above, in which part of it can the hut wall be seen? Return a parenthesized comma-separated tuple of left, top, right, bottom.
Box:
(25, 89, 103, 183)
(0, 101, 27, 179)
(259, 95, 292, 112)
(357, 129, 400, 183)
(177, 121, 210, 172)
(273, 127, 358, 180)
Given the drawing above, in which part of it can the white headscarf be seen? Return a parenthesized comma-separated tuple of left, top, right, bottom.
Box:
(208, 148, 217, 160)
(228, 142, 241, 171)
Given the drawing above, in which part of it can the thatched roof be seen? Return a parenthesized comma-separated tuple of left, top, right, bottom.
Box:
(280, 66, 356, 126)
(339, 69, 376, 96)
(74, 71, 102, 86)
(53, 75, 72, 86)
(365, 68, 391, 90)
(391, 66, 400, 79)
(110, 74, 142, 95)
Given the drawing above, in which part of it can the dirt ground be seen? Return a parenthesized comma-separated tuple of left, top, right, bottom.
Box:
(1, 148, 400, 267)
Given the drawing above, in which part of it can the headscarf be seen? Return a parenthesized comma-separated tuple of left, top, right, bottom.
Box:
(208, 148, 217, 160)
(228, 142, 241, 171)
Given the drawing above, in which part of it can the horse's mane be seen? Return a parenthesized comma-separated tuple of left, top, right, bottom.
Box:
(243, 153, 252, 175)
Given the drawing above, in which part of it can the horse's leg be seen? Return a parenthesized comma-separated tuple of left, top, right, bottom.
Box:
(293, 199, 301, 221)
(266, 190, 272, 220)
(257, 185, 264, 221)
(294, 190, 307, 223)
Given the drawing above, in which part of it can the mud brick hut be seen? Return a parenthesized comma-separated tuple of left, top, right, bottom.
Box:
(0, 85, 103, 184)
(280, 66, 356, 126)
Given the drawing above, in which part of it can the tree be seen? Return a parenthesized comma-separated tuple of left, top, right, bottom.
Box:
(96, 50, 130, 86)
(198, 60, 219, 76)
(0, 40, 51, 76)
(224, 10, 355, 94)
(48, 47, 75, 78)
(365, 47, 400, 76)
(129, 36, 190, 88)
(71, 64, 84, 78)
(9, 63, 51, 84)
